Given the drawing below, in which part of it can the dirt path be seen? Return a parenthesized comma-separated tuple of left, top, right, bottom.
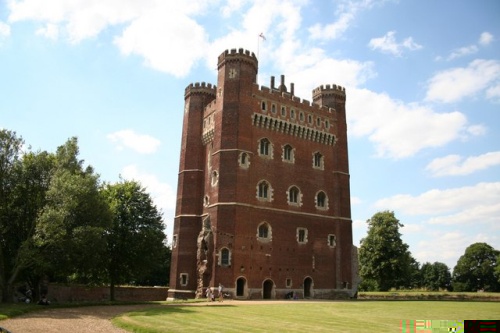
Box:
(0, 304, 159, 333)
(0, 300, 305, 333)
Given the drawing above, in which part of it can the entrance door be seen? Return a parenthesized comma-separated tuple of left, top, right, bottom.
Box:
(236, 277, 246, 297)
(303, 277, 313, 298)
(263, 279, 273, 299)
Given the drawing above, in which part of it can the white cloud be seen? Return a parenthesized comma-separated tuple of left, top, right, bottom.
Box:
(114, 7, 209, 77)
(107, 129, 161, 154)
(368, 31, 422, 56)
(308, 0, 376, 41)
(347, 88, 472, 159)
(446, 45, 478, 61)
(35, 23, 59, 40)
(374, 182, 500, 217)
(425, 59, 500, 103)
(221, 0, 247, 18)
(8, 0, 147, 42)
(486, 83, 500, 101)
(426, 151, 500, 177)
(120, 165, 177, 231)
(351, 196, 362, 205)
(479, 31, 494, 46)
(0, 21, 11, 38)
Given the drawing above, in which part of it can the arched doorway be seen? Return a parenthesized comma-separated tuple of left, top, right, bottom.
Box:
(303, 277, 313, 298)
(263, 279, 274, 299)
(236, 277, 246, 297)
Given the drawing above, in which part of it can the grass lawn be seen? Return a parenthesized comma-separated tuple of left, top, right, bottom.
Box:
(113, 300, 499, 333)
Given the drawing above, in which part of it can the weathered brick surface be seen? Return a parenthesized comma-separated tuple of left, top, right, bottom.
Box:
(48, 284, 168, 302)
(169, 48, 356, 300)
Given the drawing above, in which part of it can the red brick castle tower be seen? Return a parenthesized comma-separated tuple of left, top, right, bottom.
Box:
(168, 48, 357, 300)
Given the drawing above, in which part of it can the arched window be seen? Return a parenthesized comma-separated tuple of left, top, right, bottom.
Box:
(316, 191, 328, 209)
(259, 181, 268, 199)
(313, 152, 324, 169)
(287, 186, 301, 206)
(220, 248, 231, 266)
(259, 138, 271, 156)
(239, 152, 250, 168)
(257, 222, 272, 242)
(283, 144, 294, 162)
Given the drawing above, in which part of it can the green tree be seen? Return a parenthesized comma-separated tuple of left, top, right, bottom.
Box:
(0, 129, 25, 301)
(34, 138, 111, 284)
(358, 211, 415, 291)
(421, 262, 451, 291)
(102, 180, 166, 300)
(452, 242, 499, 292)
(0, 130, 55, 302)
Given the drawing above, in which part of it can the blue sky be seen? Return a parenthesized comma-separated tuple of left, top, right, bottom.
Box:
(1, 0, 499, 271)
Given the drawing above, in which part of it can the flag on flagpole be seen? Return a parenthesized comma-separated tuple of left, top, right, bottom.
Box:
(259, 32, 266, 41)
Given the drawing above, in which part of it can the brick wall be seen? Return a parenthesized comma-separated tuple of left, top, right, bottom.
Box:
(47, 284, 168, 302)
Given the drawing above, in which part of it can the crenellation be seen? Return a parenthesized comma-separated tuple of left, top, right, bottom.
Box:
(185, 82, 217, 99)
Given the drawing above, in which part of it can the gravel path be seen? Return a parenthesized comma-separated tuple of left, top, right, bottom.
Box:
(0, 300, 301, 333)
(0, 304, 160, 333)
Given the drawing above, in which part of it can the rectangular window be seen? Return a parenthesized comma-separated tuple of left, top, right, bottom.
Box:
(328, 234, 336, 247)
(286, 278, 292, 287)
(297, 228, 307, 243)
(180, 273, 188, 286)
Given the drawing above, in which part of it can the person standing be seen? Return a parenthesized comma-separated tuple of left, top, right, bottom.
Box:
(218, 283, 224, 302)
(205, 287, 212, 302)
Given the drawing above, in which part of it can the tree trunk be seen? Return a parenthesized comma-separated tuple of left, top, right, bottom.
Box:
(110, 276, 115, 301)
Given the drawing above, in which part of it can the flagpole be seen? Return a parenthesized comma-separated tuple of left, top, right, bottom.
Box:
(257, 33, 265, 84)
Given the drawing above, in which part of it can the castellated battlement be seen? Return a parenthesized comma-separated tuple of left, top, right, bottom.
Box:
(258, 84, 335, 114)
(218, 48, 258, 71)
(184, 82, 217, 99)
(312, 84, 346, 100)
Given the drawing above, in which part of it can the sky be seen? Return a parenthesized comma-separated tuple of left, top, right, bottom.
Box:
(1, 0, 499, 271)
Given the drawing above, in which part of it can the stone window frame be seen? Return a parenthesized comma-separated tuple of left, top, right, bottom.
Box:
(315, 190, 329, 210)
(172, 234, 178, 248)
(296, 227, 308, 244)
(280, 105, 287, 117)
(308, 114, 313, 125)
(239, 152, 250, 169)
(180, 273, 189, 286)
(282, 144, 295, 163)
(290, 109, 295, 120)
(211, 170, 219, 186)
(287, 185, 302, 207)
(313, 152, 324, 170)
(257, 221, 272, 242)
(204, 195, 210, 207)
(316, 117, 322, 127)
(325, 120, 330, 129)
(286, 278, 292, 288)
(261, 100, 267, 112)
(271, 103, 277, 114)
(299, 111, 305, 122)
(327, 234, 336, 248)
(258, 138, 273, 158)
(257, 180, 273, 202)
(219, 247, 232, 267)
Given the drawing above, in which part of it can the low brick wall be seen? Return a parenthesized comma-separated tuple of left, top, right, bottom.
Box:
(47, 284, 168, 303)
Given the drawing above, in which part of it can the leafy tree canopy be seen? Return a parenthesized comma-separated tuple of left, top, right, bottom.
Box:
(452, 242, 499, 292)
(102, 179, 167, 300)
(358, 211, 416, 291)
